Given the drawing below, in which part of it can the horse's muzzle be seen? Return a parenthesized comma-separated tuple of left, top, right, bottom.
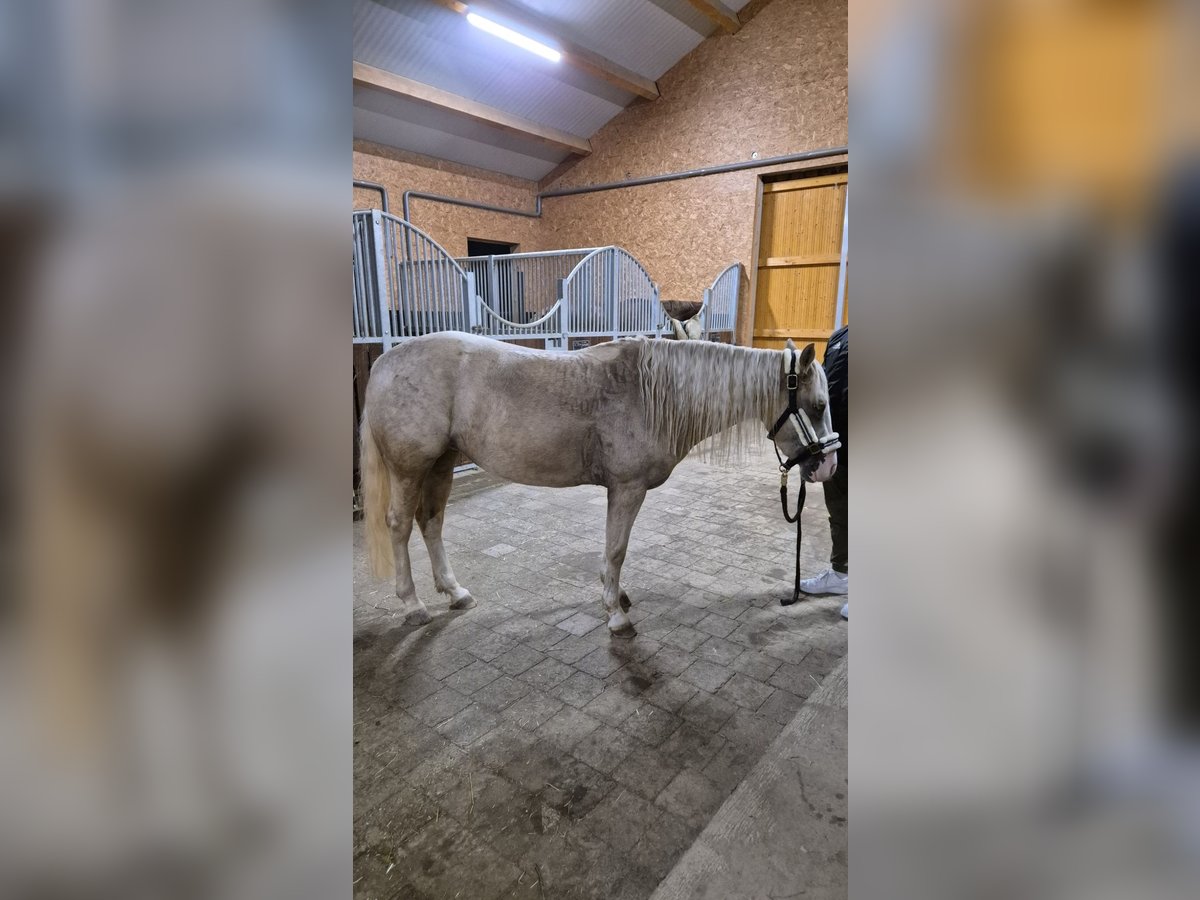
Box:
(806, 451, 838, 483)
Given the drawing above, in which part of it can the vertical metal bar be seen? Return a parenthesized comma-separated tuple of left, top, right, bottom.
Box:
(363, 218, 375, 337)
(589, 259, 597, 335)
(833, 184, 849, 330)
(486, 255, 498, 324)
(385, 217, 396, 337)
(425, 239, 434, 333)
(441, 251, 449, 331)
(447, 254, 455, 331)
(430, 239, 439, 333)
(424, 240, 434, 336)
(410, 228, 420, 335)
(394, 220, 409, 339)
(391, 220, 405, 340)
(465, 272, 478, 331)
(558, 276, 569, 347)
(440, 244, 449, 332)
(728, 266, 737, 333)
(595, 259, 604, 336)
(405, 232, 416, 335)
(594, 257, 602, 335)
(404, 229, 415, 337)
(389, 221, 399, 338)
(434, 240, 443, 333)
(608, 251, 618, 338)
(448, 256, 456, 331)
(436, 242, 445, 332)
(371, 211, 393, 350)
(351, 221, 363, 339)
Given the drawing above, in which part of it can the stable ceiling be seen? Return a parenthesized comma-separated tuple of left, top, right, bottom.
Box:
(353, 0, 754, 180)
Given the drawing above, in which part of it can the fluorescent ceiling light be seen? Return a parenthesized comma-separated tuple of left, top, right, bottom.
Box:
(466, 11, 561, 62)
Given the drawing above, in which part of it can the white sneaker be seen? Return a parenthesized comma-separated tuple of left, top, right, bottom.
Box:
(840, 603, 849, 620)
(799, 569, 848, 596)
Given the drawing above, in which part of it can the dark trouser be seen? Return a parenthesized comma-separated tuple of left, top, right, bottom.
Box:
(825, 447, 847, 574)
(824, 327, 848, 574)
(1158, 165, 1200, 732)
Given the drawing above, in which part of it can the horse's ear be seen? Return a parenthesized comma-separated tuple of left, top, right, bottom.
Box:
(785, 337, 796, 351)
(799, 343, 816, 370)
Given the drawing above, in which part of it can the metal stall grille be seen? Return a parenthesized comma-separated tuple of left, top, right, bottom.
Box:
(560, 246, 665, 344)
(352, 210, 477, 351)
(702, 262, 740, 341)
(455, 249, 598, 349)
(352, 216, 669, 351)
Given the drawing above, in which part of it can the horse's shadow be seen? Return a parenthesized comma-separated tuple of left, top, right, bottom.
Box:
(354, 606, 472, 694)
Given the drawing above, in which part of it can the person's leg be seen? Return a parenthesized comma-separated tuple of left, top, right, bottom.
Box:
(825, 327, 848, 575)
(799, 454, 848, 595)
(801, 331, 849, 596)
(825, 456, 847, 575)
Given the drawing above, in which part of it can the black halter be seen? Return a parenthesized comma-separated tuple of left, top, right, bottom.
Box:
(767, 349, 841, 606)
(767, 350, 840, 475)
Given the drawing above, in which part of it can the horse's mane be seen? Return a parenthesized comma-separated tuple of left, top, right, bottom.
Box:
(635, 338, 782, 463)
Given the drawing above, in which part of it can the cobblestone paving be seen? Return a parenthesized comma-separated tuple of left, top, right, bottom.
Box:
(354, 445, 847, 900)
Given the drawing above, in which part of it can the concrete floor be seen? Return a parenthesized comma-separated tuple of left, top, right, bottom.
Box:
(353, 446, 847, 900)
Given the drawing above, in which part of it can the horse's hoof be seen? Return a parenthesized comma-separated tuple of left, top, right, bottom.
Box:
(619, 591, 631, 613)
(607, 610, 635, 637)
(404, 608, 433, 626)
(449, 592, 476, 610)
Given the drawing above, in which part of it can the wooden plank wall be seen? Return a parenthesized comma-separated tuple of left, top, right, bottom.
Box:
(751, 171, 847, 359)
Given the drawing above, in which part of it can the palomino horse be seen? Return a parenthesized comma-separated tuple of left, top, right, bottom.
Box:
(360, 332, 838, 635)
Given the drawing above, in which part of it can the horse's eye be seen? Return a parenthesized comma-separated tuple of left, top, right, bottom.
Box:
(815, 401, 827, 414)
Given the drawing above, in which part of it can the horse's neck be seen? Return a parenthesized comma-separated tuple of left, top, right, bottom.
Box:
(649, 342, 769, 455)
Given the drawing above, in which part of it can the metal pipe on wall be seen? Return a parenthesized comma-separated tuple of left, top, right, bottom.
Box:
(399, 146, 848, 224)
(402, 191, 541, 223)
(353, 179, 390, 213)
(540, 147, 848, 198)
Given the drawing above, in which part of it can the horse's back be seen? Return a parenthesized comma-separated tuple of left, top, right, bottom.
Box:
(364, 332, 647, 485)
(365, 333, 550, 448)
(370, 332, 494, 385)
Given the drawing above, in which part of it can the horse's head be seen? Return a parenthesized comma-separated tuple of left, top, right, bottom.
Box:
(765, 339, 839, 482)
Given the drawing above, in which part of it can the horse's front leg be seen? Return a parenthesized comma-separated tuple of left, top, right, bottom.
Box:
(603, 484, 647, 637)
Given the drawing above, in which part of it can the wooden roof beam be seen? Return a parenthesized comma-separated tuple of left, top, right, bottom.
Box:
(353, 62, 592, 156)
(683, 0, 741, 34)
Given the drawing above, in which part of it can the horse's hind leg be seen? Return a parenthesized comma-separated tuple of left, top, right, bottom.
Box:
(417, 450, 475, 611)
(602, 484, 647, 637)
(387, 472, 432, 626)
(596, 576, 632, 612)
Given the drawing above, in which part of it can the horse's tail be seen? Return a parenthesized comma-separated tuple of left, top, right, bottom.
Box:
(359, 409, 394, 579)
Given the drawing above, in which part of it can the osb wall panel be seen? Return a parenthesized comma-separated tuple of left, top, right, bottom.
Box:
(353, 140, 544, 257)
(541, 0, 847, 345)
(351, 0, 846, 345)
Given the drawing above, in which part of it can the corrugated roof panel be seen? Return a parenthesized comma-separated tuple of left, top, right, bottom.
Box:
(353, 0, 761, 179)
(516, 0, 707, 80)
(355, 0, 625, 136)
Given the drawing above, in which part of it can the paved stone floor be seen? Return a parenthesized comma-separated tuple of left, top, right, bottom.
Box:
(353, 445, 847, 900)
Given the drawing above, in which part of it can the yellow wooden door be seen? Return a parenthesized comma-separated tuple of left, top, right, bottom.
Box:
(752, 172, 847, 360)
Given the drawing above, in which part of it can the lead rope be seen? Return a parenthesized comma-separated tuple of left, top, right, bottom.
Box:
(771, 348, 807, 607)
(778, 467, 806, 606)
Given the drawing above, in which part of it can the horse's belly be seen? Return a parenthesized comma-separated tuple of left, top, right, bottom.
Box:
(454, 422, 597, 488)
